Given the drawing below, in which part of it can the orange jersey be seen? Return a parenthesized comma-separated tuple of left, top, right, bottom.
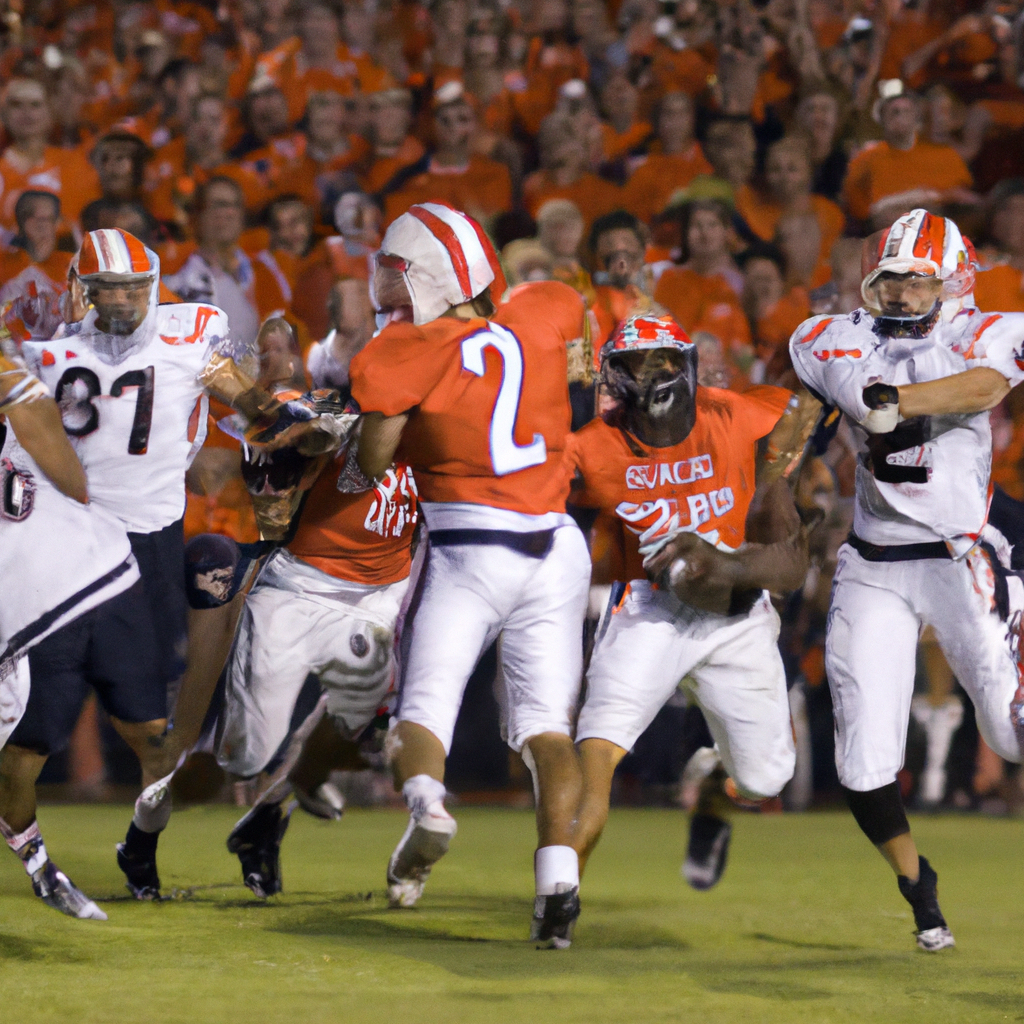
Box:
(623, 145, 713, 224)
(0, 145, 99, 231)
(350, 280, 585, 514)
(288, 459, 417, 585)
(736, 189, 845, 253)
(566, 385, 791, 581)
(975, 265, 1024, 313)
(842, 140, 972, 223)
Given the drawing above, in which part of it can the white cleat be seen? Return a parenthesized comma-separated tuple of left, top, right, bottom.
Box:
(386, 805, 457, 908)
(32, 861, 107, 921)
(916, 926, 956, 952)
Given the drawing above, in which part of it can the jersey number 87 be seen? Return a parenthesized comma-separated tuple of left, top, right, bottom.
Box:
(55, 366, 155, 455)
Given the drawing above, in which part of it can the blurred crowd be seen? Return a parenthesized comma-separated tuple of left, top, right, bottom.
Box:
(1, 0, 1023, 812)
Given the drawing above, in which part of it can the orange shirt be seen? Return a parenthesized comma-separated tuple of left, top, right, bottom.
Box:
(350, 280, 585, 514)
(0, 247, 72, 292)
(650, 44, 715, 97)
(753, 288, 811, 362)
(591, 283, 648, 351)
(287, 458, 417, 585)
(277, 136, 372, 213)
(974, 265, 1024, 313)
(383, 156, 512, 227)
(0, 145, 99, 232)
(256, 39, 386, 124)
(842, 139, 972, 223)
(600, 121, 653, 163)
(292, 237, 375, 340)
(737, 190, 845, 253)
(654, 266, 748, 342)
(361, 136, 427, 195)
(522, 171, 622, 233)
(566, 385, 791, 580)
(623, 145, 713, 224)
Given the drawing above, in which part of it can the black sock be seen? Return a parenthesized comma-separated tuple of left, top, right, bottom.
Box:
(123, 821, 160, 860)
(897, 856, 947, 931)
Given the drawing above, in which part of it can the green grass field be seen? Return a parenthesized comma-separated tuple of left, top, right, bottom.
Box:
(0, 806, 1021, 1024)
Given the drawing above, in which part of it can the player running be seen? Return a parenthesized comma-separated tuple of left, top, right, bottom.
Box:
(22, 228, 240, 900)
(789, 209, 1024, 951)
(347, 202, 592, 945)
(0, 326, 150, 920)
(565, 312, 812, 930)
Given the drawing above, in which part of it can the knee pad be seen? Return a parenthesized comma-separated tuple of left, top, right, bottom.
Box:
(184, 534, 248, 609)
(843, 782, 909, 846)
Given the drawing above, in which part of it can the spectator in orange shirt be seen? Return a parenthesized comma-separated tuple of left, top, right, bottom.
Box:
(147, 93, 270, 230)
(588, 209, 653, 348)
(794, 87, 847, 204)
(0, 78, 99, 237)
(623, 92, 712, 227)
(163, 176, 290, 352)
(598, 71, 652, 170)
(774, 209, 831, 292)
(255, 194, 315, 307)
(382, 82, 512, 228)
(361, 88, 426, 196)
(255, 0, 382, 126)
(975, 179, 1024, 313)
(738, 241, 810, 370)
(523, 110, 621, 233)
(90, 127, 151, 206)
(739, 137, 845, 255)
(278, 91, 371, 224)
(0, 190, 71, 340)
(842, 86, 974, 230)
(653, 198, 752, 378)
(231, 79, 296, 162)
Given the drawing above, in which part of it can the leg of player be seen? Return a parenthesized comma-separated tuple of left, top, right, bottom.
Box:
(112, 715, 171, 901)
(386, 720, 459, 909)
(525, 731, 583, 950)
(827, 555, 954, 952)
(573, 738, 626, 870)
(0, 744, 106, 920)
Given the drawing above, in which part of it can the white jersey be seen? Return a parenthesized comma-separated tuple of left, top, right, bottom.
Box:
(24, 303, 228, 533)
(0, 420, 139, 677)
(790, 306, 1024, 555)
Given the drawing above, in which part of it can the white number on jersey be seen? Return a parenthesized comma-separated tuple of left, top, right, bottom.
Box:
(56, 365, 155, 455)
(460, 323, 547, 476)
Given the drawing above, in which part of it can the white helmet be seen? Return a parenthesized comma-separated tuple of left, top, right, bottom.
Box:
(375, 202, 503, 326)
(862, 208, 976, 326)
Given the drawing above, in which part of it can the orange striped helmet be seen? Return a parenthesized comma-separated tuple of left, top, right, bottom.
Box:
(76, 228, 157, 283)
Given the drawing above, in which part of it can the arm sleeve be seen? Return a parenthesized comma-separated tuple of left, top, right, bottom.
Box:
(960, 311, 1024, 386)
(733, 385, 794, 439)
(518, 281, 587, 342)
(349, 322, 449, 416)
(789, 316, 874, 424)
(563, 428, 601, 509)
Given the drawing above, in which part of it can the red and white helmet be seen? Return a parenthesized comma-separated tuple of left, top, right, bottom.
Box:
(601, 312, 695, 364)
(376, 202, 505, 325)
(862, 209, 976, 314)
(77, 228, 158, 284)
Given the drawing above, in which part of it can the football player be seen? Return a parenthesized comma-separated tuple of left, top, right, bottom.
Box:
(565, 312, 813, 918)
(215, 320, 419, 897)
(0, 328, 149, 920)
(789, 209, 1024, 951)
(22, 228, 241, 899)
(348, 202, 593, 946)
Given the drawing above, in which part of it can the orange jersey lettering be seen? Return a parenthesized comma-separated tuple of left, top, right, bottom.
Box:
(567, 385, 791, 581)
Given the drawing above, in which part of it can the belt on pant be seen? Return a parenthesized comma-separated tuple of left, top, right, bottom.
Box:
(846, 532, 951, 562)
(429, 528, 556, 558)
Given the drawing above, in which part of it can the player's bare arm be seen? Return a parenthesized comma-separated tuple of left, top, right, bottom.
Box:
(357, 410, 409, 483)
(878, 366, 1010, 421)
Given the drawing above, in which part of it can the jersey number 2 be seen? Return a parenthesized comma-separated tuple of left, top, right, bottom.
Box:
(461, 324, 547, 476)
(55, 366, 155, 455)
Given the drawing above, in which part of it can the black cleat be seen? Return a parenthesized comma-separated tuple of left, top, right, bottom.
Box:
(682, 812, 732, 890)
(227, 802, 291, 898)
(116, 823, 161, 900)
(530, 885, 581, 949)
(897, 855, 955, 951)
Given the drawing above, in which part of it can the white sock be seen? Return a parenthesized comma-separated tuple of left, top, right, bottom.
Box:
(0, 816, 49, 876)
(402, 774, 447, 819)
(132, 774, 174, 833)
(535, 845, 579, 896)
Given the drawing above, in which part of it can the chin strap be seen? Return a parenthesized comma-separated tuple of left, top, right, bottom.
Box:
(872, 302, 941, 339)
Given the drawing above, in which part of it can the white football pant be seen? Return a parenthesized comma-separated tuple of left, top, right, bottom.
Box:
(826, 542, 1024, 792)
(577, 582, 795, 800)
(395, 525, 591, 753)
(0, 656, 30, 751)
(218, 550, 407, 777)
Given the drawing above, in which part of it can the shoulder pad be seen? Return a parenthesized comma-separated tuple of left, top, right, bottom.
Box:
(156, 303, 229, 347)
